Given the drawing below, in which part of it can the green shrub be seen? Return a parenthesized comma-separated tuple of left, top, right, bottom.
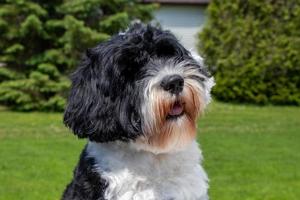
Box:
(0, 67, 24, 82)
(0, 0, 156, 111)
(0, 65, 70, 111)
(199, 0, 300, 105)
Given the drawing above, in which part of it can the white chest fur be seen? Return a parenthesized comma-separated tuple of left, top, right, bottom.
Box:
(87, 141, 209, 200)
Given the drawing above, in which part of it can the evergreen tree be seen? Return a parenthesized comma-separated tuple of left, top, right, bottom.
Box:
(199, 0, 300, 105)
(0, 0, 156, 111)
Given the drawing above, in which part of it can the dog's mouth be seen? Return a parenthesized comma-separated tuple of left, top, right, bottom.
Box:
(167, 101, 184, 119)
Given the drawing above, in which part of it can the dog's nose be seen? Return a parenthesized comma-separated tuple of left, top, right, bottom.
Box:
(160, 75, 184, 94)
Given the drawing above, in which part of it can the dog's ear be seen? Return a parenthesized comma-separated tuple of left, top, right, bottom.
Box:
(64, 46, 142, 142)
(63, 48, 122, 142)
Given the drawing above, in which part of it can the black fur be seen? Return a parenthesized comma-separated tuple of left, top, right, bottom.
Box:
(62, 24, 209, 200)
(62, 146, 107, 199)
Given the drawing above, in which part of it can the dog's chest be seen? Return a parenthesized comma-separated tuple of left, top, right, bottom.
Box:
(87, 141, 208, 200)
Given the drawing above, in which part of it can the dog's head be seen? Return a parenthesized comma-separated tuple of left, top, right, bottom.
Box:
(64, 24, 214, 154)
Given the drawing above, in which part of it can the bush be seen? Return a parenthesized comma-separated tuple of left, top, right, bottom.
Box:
(0, 64, 70, 111)
(0, 0, 156, 111)
(199, 0, 300, 105)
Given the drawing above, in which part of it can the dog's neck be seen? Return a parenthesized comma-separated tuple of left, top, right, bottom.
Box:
(86, 140, 209, 200)
(87, 140, 202, 167)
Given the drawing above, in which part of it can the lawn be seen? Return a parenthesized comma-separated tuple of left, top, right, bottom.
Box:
(0, 102, 299, 200)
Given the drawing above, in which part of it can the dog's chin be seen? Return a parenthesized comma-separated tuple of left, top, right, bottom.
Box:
(132, 103, 199, 154)
(132, 116, 196, 154)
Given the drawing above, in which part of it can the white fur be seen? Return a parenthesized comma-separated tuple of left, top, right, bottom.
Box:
(87, 140, 209, 200)
(190, 52, 215, 105)
(203, 76, 215, 105)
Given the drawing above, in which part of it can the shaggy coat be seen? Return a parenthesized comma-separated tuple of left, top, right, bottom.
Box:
(62, 24, 214, 200)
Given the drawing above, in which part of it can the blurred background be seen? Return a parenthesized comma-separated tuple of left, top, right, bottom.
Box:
(0, 0, 299, 199)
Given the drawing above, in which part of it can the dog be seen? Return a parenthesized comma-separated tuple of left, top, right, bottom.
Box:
(62, 24, 214, 200)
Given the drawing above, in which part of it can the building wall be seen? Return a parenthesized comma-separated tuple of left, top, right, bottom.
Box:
(153, 5, 207, 50)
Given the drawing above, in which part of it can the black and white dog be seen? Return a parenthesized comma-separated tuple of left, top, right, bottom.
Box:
(62, 24, 214, 200)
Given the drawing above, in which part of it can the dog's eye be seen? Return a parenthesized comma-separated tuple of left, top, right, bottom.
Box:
(188, 75, 205, 82)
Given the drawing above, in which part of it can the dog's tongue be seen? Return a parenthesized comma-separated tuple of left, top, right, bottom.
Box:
(169, 102, 183, 116)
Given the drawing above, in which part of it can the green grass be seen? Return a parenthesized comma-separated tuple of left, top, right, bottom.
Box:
(199, 103, 300, 200)
(0, 102, 299, 200)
